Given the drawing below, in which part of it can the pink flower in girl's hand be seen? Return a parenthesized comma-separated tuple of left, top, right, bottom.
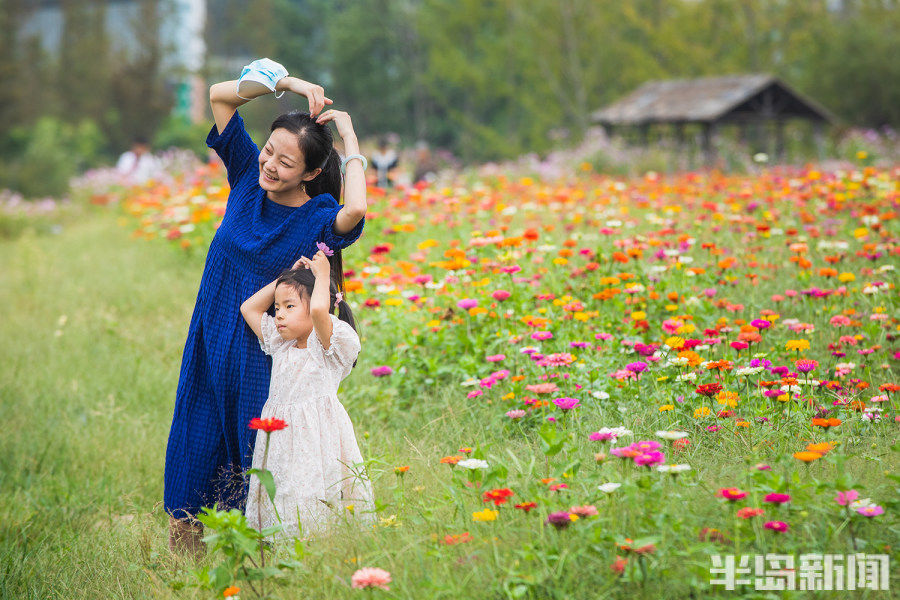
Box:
(351, 567, 392, 590)
(316, 241, 334, 256)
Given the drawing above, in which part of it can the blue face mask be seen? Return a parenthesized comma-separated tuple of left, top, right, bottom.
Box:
(237, 58, 289, 99)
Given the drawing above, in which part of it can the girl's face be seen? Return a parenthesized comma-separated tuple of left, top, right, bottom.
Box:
(273, 283, 313, 346)
(258, 128, 321, 193)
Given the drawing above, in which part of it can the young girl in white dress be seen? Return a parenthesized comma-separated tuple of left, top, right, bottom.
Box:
(241, 249, 375, 539)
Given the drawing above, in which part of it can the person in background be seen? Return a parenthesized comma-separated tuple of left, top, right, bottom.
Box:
(370, 136, 399, 188)
(116, 137, 160, 184)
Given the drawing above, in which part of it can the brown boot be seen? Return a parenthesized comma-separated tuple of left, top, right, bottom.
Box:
(168, 516, 205, 560)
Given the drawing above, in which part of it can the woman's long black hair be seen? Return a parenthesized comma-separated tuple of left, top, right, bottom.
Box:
(270, 111, 349, 293)
(276, 267, 358, 367)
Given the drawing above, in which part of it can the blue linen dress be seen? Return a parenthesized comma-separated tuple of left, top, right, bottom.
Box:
(163, 111, 365, 518)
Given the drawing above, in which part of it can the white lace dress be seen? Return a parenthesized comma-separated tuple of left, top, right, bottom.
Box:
(245, 313, 376, 539)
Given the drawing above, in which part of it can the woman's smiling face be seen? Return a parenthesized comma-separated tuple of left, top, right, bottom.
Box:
(258, 128, 311, 192)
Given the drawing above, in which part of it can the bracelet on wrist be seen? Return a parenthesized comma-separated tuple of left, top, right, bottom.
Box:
(340, 154, 367, 174)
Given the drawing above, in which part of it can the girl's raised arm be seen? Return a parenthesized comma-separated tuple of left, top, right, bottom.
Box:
(210, 74, 333, 133)
(240, 279, 278, 341)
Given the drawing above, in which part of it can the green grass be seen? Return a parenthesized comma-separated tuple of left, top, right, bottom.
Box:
(1, 209, 897, 599)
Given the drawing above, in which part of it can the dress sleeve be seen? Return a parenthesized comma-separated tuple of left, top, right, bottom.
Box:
(310, 316, 361, 381)
(258, 313, 290, 356)
(318, 202, 366, 252)
(206, 110, 260, 189)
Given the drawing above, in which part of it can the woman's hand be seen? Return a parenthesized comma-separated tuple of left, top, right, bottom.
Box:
(315, 109, 356, 142)
(277, 77, 333, 117)
(297, 250, 331, 281)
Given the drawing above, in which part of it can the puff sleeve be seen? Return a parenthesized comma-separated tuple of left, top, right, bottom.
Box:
(309, 315, 361, 381)
(258, 313, 292, 356)
(206, 110, 260, 189)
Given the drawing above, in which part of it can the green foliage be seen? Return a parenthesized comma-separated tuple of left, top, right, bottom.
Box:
(153, 116, 213, 158)
(0, 117, 104, 198)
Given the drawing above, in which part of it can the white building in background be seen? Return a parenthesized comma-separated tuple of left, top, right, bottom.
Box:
(20, 0, 209, 122)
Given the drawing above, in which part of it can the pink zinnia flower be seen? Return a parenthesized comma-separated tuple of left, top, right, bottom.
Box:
(750, 319, 771, 330)
(506, 410, 526, 420)
(552, 397, 580, 411)
(531, 331, 553, 341)
(491, 290, 511, 301)
(316, 241, 334, 256)
(764, 521, 789, 533)
(718, 487, 748, 501)
(796, 359, 818, 373)
(856, 505, 884, 517)
(737, 507, 764, 519)
(764, 493, 791, 504)
(485, 354, 506, 362)
(633, 440, 661, 452)
(626, 361, 648, 374)
(834, 490, 859, 506)
(457, 298, 478, 310)
(351, 567, 392, 590)
(570, 505, 598, 517)
(370, 365, 393, 377)
(634, 451, 665, 467)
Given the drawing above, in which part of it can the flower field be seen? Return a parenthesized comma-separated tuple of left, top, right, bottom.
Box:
(99, 164, 900, 596)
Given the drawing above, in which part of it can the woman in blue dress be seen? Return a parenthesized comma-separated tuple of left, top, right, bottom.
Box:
(164, 64, 368, 554)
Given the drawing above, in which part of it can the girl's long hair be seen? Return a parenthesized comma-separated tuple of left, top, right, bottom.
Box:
(270, 111, 349, 293)
(275, 267, 358, 367)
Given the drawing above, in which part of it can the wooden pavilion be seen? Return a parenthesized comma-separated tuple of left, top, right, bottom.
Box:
(591, 74, 834, 163)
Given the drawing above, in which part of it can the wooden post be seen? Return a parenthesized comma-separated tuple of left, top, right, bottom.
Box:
(702, 122, 717, 166)
(813, 121, 826, 162)
(775, 118, 786, 164)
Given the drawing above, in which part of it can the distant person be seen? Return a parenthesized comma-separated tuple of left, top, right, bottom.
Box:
(115, 137, 160, 183)
(163, 57, 369, 556)
(370, 137, 399, 188)
(413, 140, 437, 184)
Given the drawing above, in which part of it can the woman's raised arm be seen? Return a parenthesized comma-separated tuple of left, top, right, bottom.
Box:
(210, 76, 333, 133)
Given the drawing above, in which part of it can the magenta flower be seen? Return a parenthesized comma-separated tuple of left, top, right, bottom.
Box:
(316, 241, 334, 256)
(795, 359, 818, 373)
(634, 451, 665, 467)
(764, 521, 789, 533)
(730, 341, 749, 351)
(834, 490, 859, 506)
(750, 319, 771, 329)
(718, 487, 748, 501)
(552, 397, 580, 411)
(633, 440, 662, 452)
(589, 431, 616, 442)
(546, 511, 574, 529)
(485, 354, 506, 362)
(491, 290, 511, 301)
(856, 505, 884, 517)
(370, 365, 393, 377)
(457, 298, 478, 310)
(626, 361, 648, 374)
(764, 493, 791, 504)
(531, 331, 553, 341)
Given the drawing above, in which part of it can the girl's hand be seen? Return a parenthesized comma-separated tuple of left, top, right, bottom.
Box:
(297, 251, 331, 280)
(315, 109, 356, 141)
(285, 78, 333, 117)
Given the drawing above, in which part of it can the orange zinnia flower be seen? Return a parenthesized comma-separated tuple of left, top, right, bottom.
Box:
(793, 451, 822, 462)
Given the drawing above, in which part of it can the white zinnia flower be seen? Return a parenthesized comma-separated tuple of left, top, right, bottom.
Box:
(598, 482, 622, 493)
(456, 459, 489, 470)
(655, 430, 689, 440)
(657, 464, 691, 473)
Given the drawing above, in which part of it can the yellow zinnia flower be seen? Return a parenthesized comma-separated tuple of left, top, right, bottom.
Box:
(472, 509, 499, 522)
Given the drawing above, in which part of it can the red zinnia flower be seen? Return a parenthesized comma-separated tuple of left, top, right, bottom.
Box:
(482, 488, 514, 505)
(248, 417, 288, 432)
(514, 502, 537, 513)
(696, 383, 724, 397)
